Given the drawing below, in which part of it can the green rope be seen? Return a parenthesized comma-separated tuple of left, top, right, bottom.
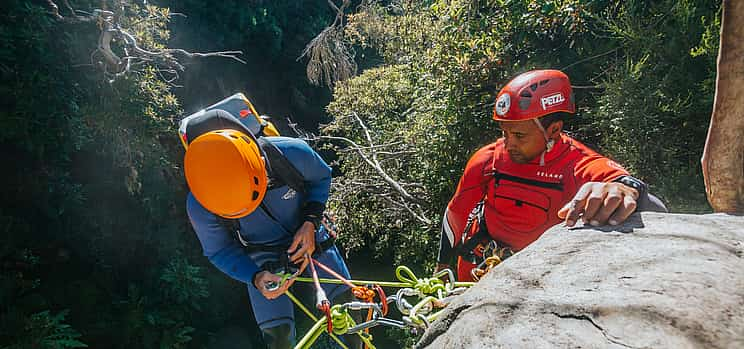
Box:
(295, 316, 329, 349)
(285, 266, 475, 289)
(408, 296, 438, 326)
(395, 266, 447, 296)
(330, 305, 355, 335)
(329, 305, 376, 349)
(285, 291, 349, 349)
(280, 265, 476, 349)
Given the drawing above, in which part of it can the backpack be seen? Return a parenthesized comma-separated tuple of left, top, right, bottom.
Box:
(178, 97, 305, 195)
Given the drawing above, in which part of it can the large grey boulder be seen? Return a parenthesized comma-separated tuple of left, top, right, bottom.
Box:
(418, 212, 744, 349)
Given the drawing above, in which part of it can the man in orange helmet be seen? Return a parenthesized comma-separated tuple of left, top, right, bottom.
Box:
(182, 109, 357, 348)
(437, 69, 667, 281)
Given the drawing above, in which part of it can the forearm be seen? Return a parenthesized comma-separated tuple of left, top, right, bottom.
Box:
(437, 228, 455, 267)
(302, 201, 326, 228)
(613, 175, 648, 200)
(437, 210, 457, 266)
(614, 175, 667, 212)
(207, 246, 260, 284)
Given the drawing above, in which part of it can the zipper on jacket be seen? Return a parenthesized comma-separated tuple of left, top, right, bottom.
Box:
(493, 172, 564, 191)
(492, 194, 549, 212)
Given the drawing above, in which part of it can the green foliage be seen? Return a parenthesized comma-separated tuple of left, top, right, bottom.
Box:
(0, 1, 220, 348)
(160, 257, 210, 311)
(114, 283, 200, 349)
(0, 0, 724, 348)
(3, 310, 87, 349)
(325, 0, 719, 288)
(589, 0, 718, 211)
(2, 0, 344, 347)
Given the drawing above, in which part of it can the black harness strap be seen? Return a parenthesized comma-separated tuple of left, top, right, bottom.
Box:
(257, 137, 306, 195)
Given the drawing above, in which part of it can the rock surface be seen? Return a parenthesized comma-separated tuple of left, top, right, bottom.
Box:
(418, 212, 744, 349)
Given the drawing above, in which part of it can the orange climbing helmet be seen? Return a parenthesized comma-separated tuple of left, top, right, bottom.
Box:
(184, 127, 267, 219)
(493, 69, 575, 122)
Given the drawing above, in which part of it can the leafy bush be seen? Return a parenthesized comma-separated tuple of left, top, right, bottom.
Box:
(3, 310, 87, 349)
(325, 0, 719, 272)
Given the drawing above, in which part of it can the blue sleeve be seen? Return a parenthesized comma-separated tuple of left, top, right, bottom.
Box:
(186, 193, 259, 284)
(275, 137, 332, 204)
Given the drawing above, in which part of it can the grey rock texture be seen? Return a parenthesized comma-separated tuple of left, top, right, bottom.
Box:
(418, 212, 744, 349)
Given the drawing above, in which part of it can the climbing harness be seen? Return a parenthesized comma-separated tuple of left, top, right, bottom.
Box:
(457, 200, 515, 268)
(470, 241, 514, 281)
(270, 257, 475, 349)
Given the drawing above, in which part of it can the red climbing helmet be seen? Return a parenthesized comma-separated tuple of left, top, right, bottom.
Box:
(493, 69, 575, 121)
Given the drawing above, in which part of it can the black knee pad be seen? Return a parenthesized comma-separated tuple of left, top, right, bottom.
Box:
(261, 323, 295, 349)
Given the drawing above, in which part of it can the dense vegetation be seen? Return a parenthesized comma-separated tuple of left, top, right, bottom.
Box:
(0, 1, 337, 347)
(327, 0, 720, 272)
(0, 0, 720, 348)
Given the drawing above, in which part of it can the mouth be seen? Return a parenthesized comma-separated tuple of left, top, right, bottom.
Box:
(508, 151, 526, 163)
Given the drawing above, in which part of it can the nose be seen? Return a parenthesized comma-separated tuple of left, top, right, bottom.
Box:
(503, 133, 516, 150)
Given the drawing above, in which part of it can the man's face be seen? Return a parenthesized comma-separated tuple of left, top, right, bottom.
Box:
(499, 120, 547, 164)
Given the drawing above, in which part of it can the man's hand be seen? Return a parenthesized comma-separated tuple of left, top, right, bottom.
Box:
(558, 181, 639, 227)
(254, 271, 295, 299)
(287, 221, 316, 264)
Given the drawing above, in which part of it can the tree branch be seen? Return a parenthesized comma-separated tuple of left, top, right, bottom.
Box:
(88, 7, 245, 83)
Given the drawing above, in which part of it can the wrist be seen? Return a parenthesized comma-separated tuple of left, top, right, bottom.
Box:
(252, 271, 263, 289)
(304, 216, 321, 230)
(614, 175, 647, 199)
(302, 201, 325, 229)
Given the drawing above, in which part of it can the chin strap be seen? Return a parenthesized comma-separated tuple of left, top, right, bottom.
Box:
(532, 119, 555, 166)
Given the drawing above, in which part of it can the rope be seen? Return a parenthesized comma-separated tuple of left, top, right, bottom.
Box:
(288, 268, 475, 289)
(278, 261, 476, 349)
(296, 316, 329, 349)
(295, 303, 378, 349)
(330, 305, 376, 349)
(285, 290, 349, 349)
(395, 266, 447, 296)
(312, 258, 356, 289)
(307, 254, 332, 333)
(330, 305, 356, 334)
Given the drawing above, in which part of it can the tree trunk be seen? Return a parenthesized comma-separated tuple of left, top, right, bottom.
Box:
(701, 0, 744, 213)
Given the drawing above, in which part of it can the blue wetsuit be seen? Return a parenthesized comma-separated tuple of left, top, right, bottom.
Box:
(187, 136, 350, 333)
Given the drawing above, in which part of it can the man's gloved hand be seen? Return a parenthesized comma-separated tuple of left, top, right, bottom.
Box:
(288, 221, 316, 264)
(254, 271, 295, 300)
(557, 181, 639, 227)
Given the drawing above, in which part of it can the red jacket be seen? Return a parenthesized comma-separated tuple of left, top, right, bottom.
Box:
(441, 134, 629, 280)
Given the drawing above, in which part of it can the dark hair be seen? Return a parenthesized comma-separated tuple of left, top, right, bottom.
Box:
(538, 112, 570, 130)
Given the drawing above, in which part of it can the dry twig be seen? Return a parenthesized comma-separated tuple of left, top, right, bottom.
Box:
(298, 113, 433, 226)
(299, 0, 357, 87)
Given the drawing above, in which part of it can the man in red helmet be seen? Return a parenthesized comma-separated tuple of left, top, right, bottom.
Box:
(437, 69, 667, 281)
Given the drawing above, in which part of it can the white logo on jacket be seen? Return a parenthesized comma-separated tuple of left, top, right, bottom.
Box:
(540, 93, 565, 110)
(536, 171, 563, 180)
(282, 188, 297, 200)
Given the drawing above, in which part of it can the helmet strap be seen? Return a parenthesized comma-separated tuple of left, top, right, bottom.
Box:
(533, 119, 554, 166)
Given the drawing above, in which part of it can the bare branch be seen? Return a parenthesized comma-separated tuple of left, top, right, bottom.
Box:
(316, 132, 421, 203)
(88, 7, 244, 83)
(380, 196, 432, 226)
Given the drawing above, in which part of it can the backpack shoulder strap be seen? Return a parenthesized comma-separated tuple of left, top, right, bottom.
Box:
(257, 137, 306, 195)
